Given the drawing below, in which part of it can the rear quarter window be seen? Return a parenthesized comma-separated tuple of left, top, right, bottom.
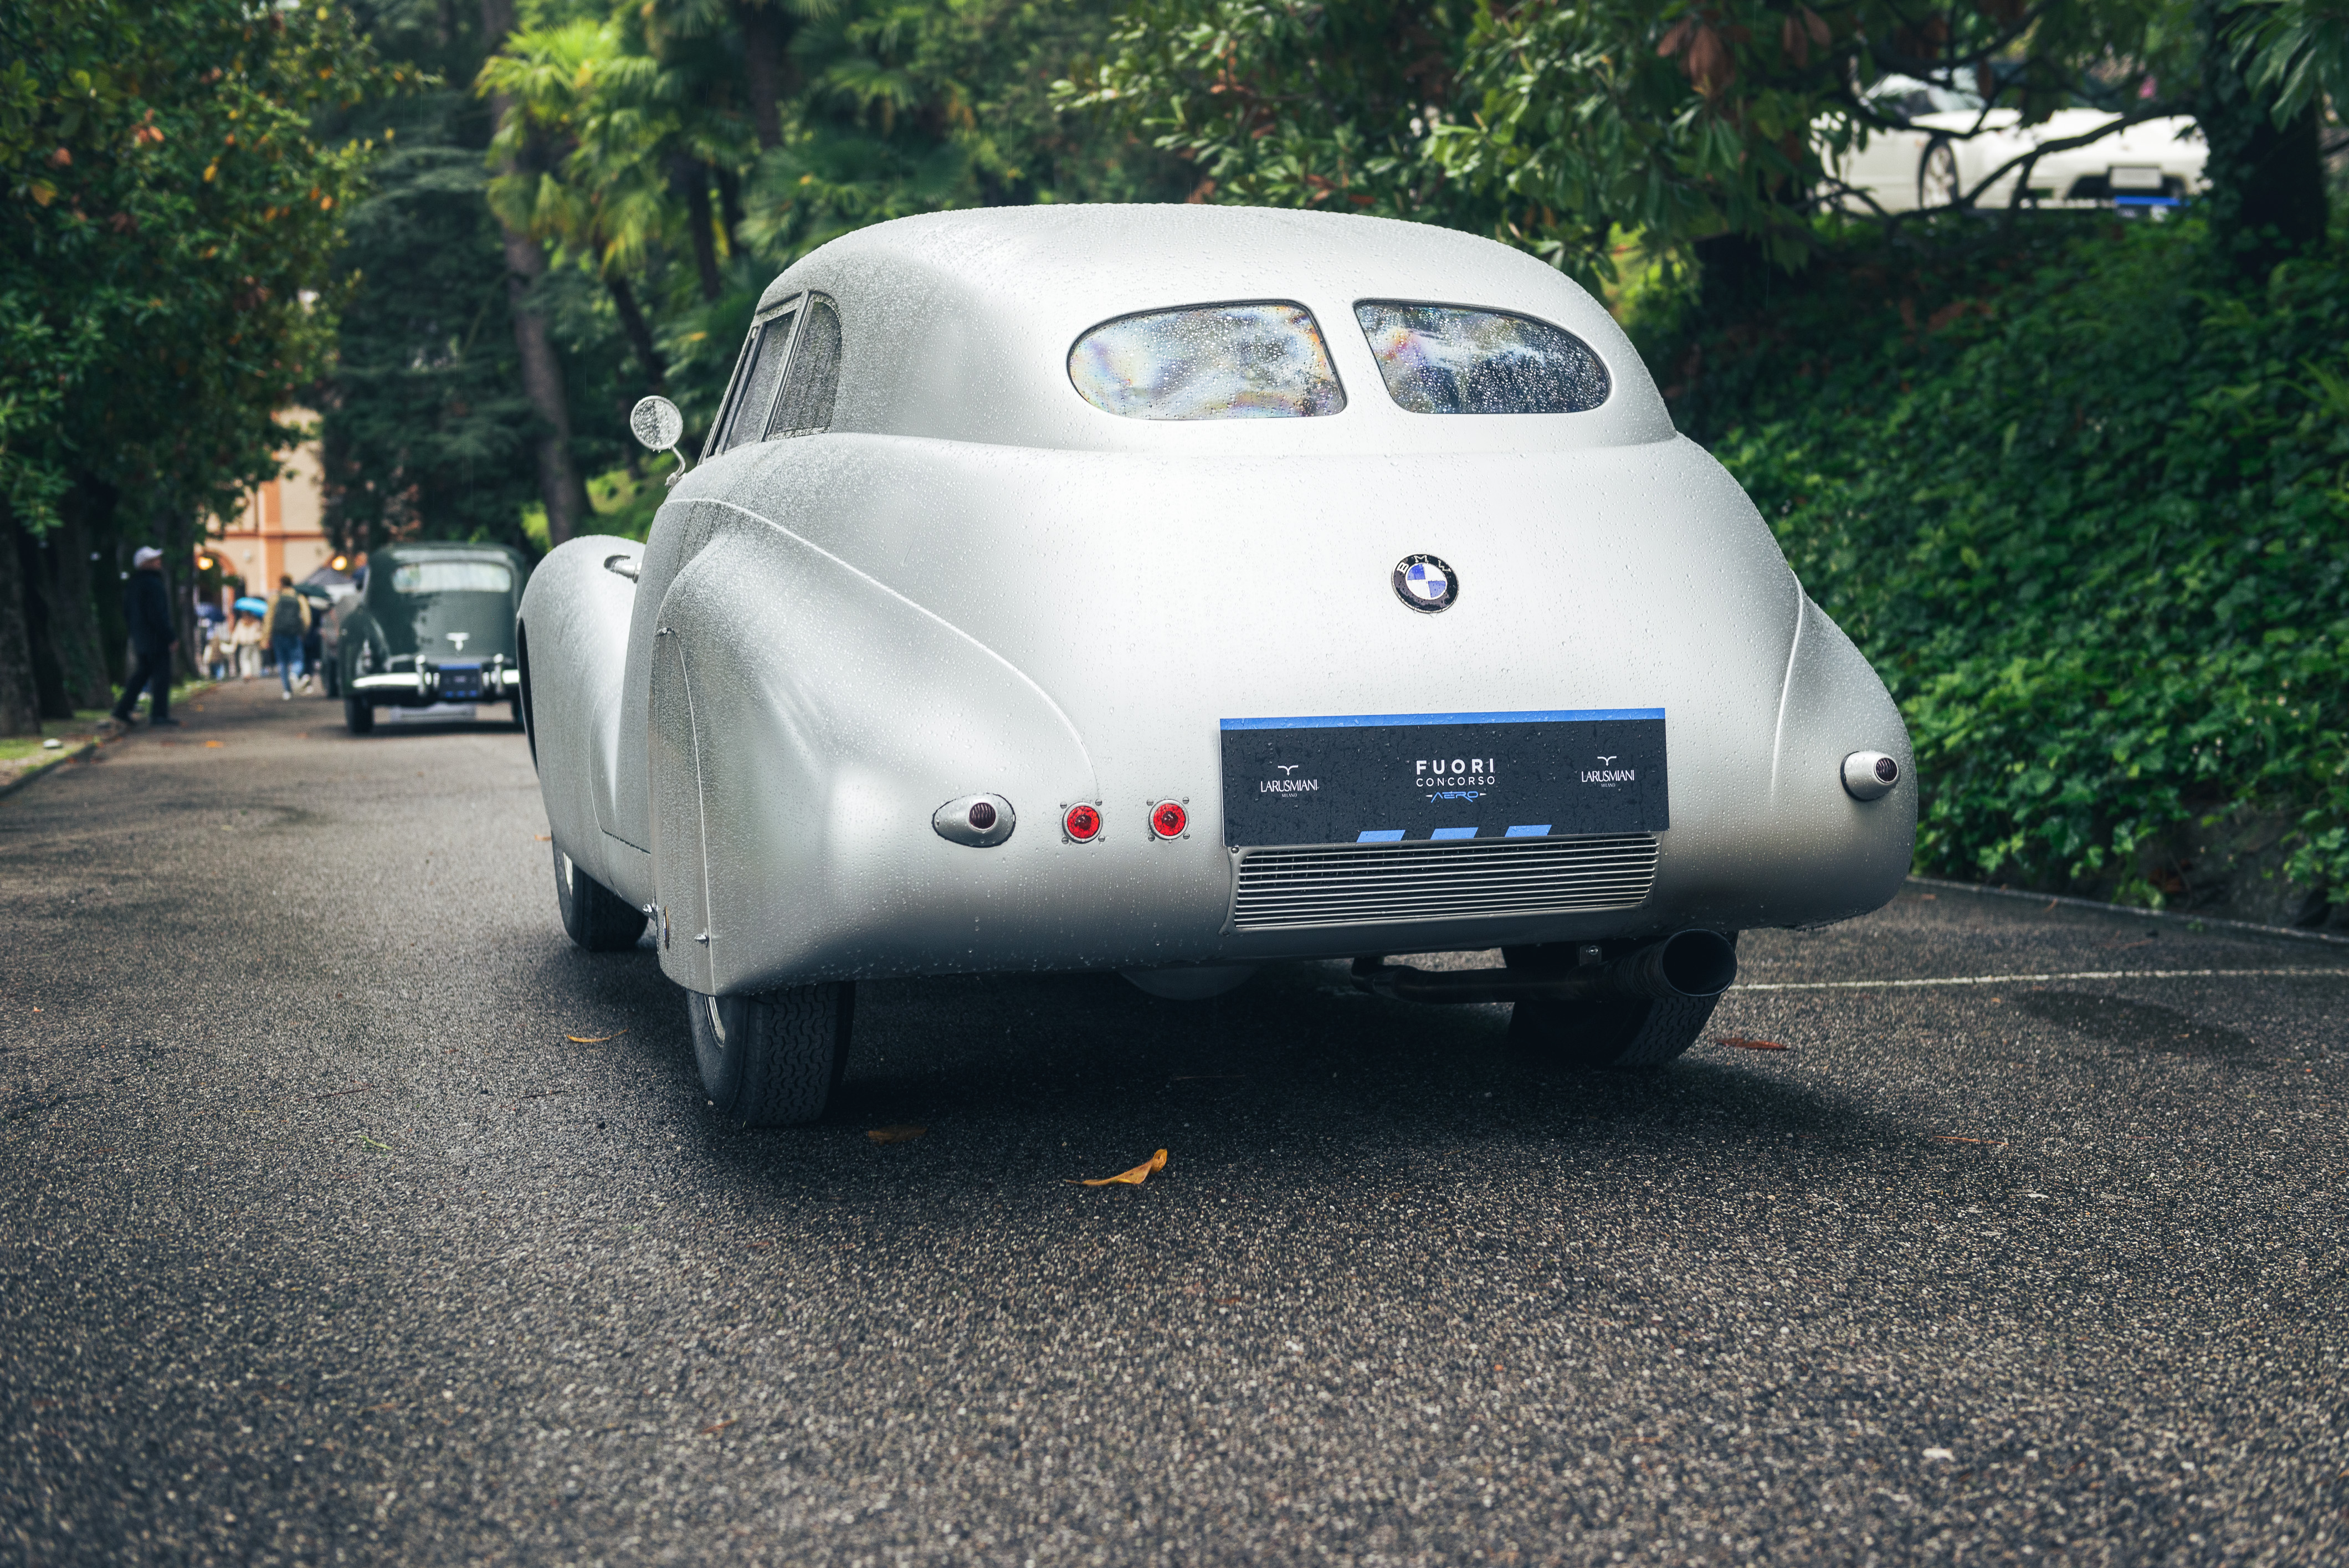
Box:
(714, 306, 796, 452)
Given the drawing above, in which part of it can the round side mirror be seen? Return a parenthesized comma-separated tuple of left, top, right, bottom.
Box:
(628, 395, 691, 486)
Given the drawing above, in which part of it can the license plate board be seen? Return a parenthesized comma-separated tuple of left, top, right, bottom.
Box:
(1219, 708, 1668, 848)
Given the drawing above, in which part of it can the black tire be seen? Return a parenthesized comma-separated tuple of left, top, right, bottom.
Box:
(686, 984, 854, 1127)
(343, 695, 375, 735)
(1919, 137, 1960, 208)
(552, 842, 647, 951)
(1502, 936, 1734, 1068)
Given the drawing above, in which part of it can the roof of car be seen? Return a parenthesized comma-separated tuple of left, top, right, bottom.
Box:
(744, 204, 1674, 456)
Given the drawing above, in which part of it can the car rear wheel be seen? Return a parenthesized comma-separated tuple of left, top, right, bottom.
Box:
(1501, 937, 1734, 1068)
(688, 985, 854, 1127)
(552, 842, 646, 951)
(343, 695, 375, 735)
(1919, 138, 1961, 208)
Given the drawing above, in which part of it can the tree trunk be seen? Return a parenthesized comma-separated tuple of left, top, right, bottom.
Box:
(14, 523, 71, 719)
(736, 1, 790, 152)
(482, 0, 591, 548)
(1692, 230, 1777, 326)
(0, 500, 44, 736)
(676, 156, 724, 303)
(52, 481, 116, 709)
(607, 274, 666, 393)
(714, 163, 747, 255)
(2196, 0, 2329, 281)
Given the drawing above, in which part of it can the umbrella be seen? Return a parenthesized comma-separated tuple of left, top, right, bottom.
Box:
(234, 596, 269, 616)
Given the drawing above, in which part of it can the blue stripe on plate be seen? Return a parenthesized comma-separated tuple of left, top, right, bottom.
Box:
(1222, 708, 1664, 731)
(1356, 829, 1406, 843)
(1504, 824, 1552, 838)
(1430, 826, 1478, 841)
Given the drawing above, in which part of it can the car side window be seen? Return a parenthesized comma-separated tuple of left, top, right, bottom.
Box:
(1353, 302, 1611, 414)
(714, 304, 798, 453)
(1068, 302, 1346, 419)
(767, 294, 840, 438)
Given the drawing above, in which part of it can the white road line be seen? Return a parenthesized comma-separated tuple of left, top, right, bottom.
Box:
(1733, 967, 2349, 993)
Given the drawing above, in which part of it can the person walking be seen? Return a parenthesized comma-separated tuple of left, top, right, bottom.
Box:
(230, 609, 263, 679)
(267, 575, 311, 699)
(110, 546, 181, 727)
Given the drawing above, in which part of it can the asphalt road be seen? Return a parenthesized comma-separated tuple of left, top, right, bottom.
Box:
(4, 678, 2345, 1567)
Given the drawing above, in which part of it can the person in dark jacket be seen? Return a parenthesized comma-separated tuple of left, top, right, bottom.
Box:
(111, 546, 181, 727)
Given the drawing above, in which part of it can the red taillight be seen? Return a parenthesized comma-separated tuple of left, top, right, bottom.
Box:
(1150, 800, 1187, 839)
(1063, 803, 1102, 842)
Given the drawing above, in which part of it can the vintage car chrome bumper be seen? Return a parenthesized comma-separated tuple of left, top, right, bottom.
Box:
(352, 659, 521, 703)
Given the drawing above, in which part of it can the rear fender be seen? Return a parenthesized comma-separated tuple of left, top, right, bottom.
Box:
(647, 513, 1096, 993)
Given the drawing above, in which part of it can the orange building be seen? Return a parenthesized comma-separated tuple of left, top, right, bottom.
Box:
(206, 412, 337, 601)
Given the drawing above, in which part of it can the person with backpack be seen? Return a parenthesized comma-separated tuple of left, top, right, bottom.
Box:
(110, 545, 180, 727)
(267, 575, 312, 699)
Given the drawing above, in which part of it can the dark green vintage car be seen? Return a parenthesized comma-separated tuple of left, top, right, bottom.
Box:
(335, 542, 529, 735)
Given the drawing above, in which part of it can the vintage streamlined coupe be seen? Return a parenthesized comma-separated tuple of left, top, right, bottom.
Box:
(516, 204, 1915, 1125)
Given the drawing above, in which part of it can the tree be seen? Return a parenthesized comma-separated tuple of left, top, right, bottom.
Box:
(478, 0, 593, 546)
(1, 0, 389, 730)
(2199, 0, 2338, 278)
(1066, 1, 2204, 299)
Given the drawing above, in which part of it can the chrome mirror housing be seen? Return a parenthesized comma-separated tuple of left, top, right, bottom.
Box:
(628, 395, 691, 486)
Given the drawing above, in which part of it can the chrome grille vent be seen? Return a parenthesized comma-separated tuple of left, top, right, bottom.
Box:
(1231, 834, 1659, 931)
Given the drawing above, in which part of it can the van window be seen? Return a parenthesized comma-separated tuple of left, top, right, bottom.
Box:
(1069, 303, 1345, 420)
(390, 560, 513, 595)
(768, 295, 840, 437)
(715, 306, 797, 452)
(1353, 303, 1611, 414)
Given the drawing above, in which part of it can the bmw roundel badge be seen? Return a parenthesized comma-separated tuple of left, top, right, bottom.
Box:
(1392, 554, 1458, 613)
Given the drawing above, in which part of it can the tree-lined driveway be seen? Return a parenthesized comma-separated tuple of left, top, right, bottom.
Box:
(4, 679, 2343, 1565)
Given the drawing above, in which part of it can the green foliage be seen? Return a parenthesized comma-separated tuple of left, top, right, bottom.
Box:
(321, 0, 638, 555)
(1662, 216, 2349, 902)
(323, 140, 545, 546)
(1, 0, 394, 536)
(1068, 0, 2202, 286)
(466, 0, 1187, 454)
(2225, 0, 2349, 122)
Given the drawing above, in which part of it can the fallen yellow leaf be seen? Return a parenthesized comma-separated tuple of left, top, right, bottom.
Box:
(566, 1028, 628, 1044)
(204, 740, 224, 748)
(866, 1124, 926, 1145)
(535, 833, 552, 841)
(1078, 1148, 1167, 1187)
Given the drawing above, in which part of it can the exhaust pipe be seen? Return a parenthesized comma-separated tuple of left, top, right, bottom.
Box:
(1351, 929, 1737, 1006)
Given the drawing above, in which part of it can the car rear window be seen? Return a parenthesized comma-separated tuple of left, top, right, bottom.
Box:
(1069, 303, 1345, 420)
(390, 561, 513, 595)
(1353, 303, 1610, 414)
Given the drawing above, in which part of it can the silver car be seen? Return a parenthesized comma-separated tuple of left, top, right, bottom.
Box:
(518, 205, 1915, 1125)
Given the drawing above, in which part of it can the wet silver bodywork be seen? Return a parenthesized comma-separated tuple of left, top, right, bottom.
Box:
(519, 205, 1915, 996)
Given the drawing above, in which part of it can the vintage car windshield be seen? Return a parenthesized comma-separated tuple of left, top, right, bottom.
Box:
(390, 560, 514, 595)
(1068, 303, 1345, 420)
(1353, 303, 1611, 414)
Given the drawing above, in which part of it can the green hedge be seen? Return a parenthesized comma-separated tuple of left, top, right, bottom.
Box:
(1655, 218, 2349, 905)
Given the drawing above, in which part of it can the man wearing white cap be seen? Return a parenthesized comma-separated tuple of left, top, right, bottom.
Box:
(110, 545, 181, 727)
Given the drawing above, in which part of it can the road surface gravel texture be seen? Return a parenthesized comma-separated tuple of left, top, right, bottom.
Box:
(3, 680, 2344, 1567)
